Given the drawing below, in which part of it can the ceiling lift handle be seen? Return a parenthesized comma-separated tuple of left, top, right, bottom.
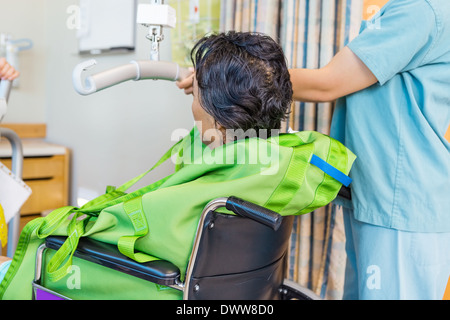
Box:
(72, 59, 98, 96)
(72, 59, 191, 96)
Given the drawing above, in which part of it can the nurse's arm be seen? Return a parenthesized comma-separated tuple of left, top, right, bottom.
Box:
(289, 46, 377, 103)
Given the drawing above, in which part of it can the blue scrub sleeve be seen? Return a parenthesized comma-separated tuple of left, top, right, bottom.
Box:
(347, 0, 437, 85)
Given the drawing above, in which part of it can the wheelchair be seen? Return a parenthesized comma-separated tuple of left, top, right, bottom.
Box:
(32, 187, 350, 300)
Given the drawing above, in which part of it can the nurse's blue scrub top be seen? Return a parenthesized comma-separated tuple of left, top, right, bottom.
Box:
(331, 0, 450, 232)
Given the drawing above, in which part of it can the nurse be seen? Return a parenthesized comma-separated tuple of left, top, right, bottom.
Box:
(290, 0, 450, 299)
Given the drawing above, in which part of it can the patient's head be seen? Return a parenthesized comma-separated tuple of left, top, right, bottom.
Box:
(190, 31, 292, 148)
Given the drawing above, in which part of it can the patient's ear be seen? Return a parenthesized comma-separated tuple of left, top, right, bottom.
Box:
(215, 122, 226, 132)
(214, 121, 230, 144)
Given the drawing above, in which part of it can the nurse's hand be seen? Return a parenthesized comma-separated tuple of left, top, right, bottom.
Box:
(0, 58, 20, 81)
(176, 67, 195, 95)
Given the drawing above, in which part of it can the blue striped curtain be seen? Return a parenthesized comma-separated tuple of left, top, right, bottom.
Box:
(281, 0, 362, 134)
(220, 0, 363, 299)
(220, 0, 281, 38)
(280, 0, 362, 300)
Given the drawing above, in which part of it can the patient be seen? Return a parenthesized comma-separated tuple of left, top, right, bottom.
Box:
(0, 31, 293, 290)
(186, 31, 292, 148)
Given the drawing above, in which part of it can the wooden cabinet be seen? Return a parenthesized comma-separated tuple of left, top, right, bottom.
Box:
(1, 154, 69, 215)
(0, 124, 69, 218)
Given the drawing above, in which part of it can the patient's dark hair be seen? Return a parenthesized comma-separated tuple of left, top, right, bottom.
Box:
(191, 31, 292, 135)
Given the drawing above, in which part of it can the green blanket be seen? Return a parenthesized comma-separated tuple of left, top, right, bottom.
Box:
(0, 127, 355, 299)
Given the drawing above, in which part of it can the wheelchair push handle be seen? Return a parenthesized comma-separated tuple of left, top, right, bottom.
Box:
(225, 197, 283, 231)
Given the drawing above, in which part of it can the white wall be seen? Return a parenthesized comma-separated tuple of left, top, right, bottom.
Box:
(0, 0, 47, 122)
(1, 0, 194, 205)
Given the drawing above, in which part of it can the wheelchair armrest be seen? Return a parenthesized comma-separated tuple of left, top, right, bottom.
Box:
(45, 236, 181, 287)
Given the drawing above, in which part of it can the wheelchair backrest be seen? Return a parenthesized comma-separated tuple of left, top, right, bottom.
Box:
(185, 210, 295, 299)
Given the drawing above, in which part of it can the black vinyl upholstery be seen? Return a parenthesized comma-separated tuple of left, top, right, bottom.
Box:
(186, 211, 294, 300)
(45, 236, 180, 286)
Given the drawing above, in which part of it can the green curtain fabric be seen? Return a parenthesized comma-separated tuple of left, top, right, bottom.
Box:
(220, 0, 363, 299)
